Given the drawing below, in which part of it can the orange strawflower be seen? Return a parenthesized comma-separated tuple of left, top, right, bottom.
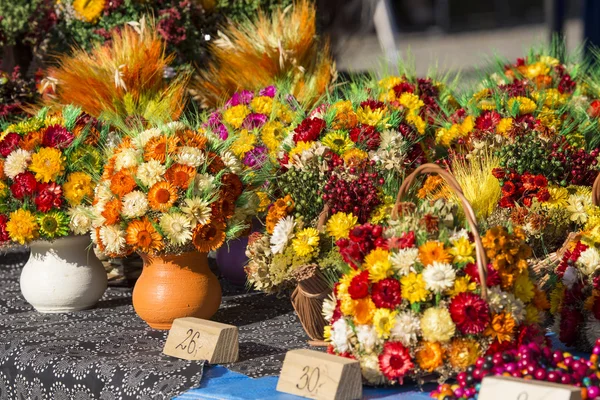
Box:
(418, 241, 452, 267)
(221, 173, 244, 200)
(191, 220, 226, 253)
(20, 131, 43, 151)
(211, 196, 236, 222)
(143, 135, 179, 163)
(101, 198, 122, 225)
(448, 338, 481, 370)
(148, 181, 178, 211)
(178, 129, 207, 149)
(265, 194, 295, 234)
(416, 341, 444, 372)
(165, 164, 195, 190)
(110, 169, 137, 198)
(484, 313, 516, 343)
(207, 152, 225, 174)
(125, 218, 164, 254)
(353, 297, 376, 325)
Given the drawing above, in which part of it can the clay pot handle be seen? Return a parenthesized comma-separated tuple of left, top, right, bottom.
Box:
(391, 163, 489, 300)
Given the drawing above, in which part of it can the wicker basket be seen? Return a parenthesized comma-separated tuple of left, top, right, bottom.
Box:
(290, 205, 332, 345)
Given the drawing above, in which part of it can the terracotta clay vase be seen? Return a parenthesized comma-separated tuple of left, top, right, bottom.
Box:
(132, 252, 222, 330)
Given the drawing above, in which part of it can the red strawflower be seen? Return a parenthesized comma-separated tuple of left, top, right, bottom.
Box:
(485, 339, 516, 356)
(348, 270, 370, 300)
(393, 82, 415, 96)
(337, 238, 363, 269)
(521, 173, 536, 191)
(475, 110, 501, 132)
(42, 125, 74, 149)
(516, 324, 548, 349)
(536, 188, 550, 202)
(0, 132, 21, 157)
(293, 118, 326, 143)
(0, 215, 9, 242)
(371, 278, 402, 309)
(388, 231, 416, 250)
(558, 74, 576, 94)
(35, 182, 63, 212)
(499, 197, 516, 209)
(522, 196, 533, 207)
(10, 171, 37, 199)
(378, 342, 414, 382)
(349, 125, 381, 150)
(417, 78, 439, 98)
(449, 292, 490, 334)
(533, 174, 548, 188)
(588, 99, 600, 118)
(492, 168, 506, 179)
(360, 99, 385, 110)
(450, 108, 467, 124)
(465, 263, 502, 287)
(501, 181, 517, 196)
(559, 307, 583, 347)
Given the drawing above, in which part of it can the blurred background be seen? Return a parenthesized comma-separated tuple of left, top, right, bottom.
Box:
(317, 0, 589, 80)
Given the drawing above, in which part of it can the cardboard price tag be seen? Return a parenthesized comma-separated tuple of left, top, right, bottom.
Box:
(480, 376, 582, 400)
(162, 317, 238, 364)
(276, 349, 362, 400)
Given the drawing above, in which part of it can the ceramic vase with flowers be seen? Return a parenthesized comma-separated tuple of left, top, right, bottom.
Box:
(0, 106, 107, 312)
(92, 121, 254, 329)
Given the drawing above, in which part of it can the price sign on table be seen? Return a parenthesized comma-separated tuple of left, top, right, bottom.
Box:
(163, 317, 238, 364)
(276, 349, 362, 400)
(480, 376, 582, 400)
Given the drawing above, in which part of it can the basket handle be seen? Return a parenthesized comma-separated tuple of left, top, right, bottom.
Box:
(391, 163, 489, 300)
(316, 203, 330, 233)
(593, 173, 600, 207)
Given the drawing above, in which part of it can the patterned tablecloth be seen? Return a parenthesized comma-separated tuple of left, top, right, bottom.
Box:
(0, 251, 312, 399)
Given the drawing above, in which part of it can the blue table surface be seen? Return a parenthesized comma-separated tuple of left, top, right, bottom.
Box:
(174, 334, 589, 399)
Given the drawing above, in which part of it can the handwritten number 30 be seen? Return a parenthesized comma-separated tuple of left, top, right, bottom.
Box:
(296, 366, 321, 393)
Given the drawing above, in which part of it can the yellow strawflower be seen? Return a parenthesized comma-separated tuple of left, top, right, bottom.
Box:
(373, 308, 397, 339)
(29, 147, 65, 183)
(6, 209, 38, 244)
(326, 212, 358, 241)
(364, 248, 392, 282)
(401, 273, 429, 303)
(222, 105, 250, 129)
(250, 96, 274, 115)
(449, 237, 475, 264)
(507, 96, 537, 115)
(291, 227, 320, 257)
(63, 172, 93, 206)
(230, 130, 257, 157)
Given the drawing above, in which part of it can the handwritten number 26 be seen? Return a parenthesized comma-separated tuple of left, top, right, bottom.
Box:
(175, 329, 201, 355)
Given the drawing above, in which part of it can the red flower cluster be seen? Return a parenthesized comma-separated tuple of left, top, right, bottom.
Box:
(35, 182, 63, 212)
(492, 168, 550, 208)
(292, 117, 326, 143)
(371, 278, 402, 309)
(378, 342, 414, 382)
(337, 223, 386, 269)
(556, 241, 588, 279)
(348, 270, 370, 299)
(0, 215, 9, 243)
(464, 262, 501, 287)
(349, 125, 380, 150)
(42, 125, 74, 149)
(0, 133, 21, 157)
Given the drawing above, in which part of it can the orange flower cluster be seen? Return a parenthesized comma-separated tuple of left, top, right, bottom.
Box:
(482, 226, 532, 289)
(265, 194, 295, 234)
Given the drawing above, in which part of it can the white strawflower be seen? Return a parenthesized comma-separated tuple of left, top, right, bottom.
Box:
(450, 229, 470, 241)
(379, 129, 404, 149)
(99, 225, 126, 255)
(355, 324, 381, 354)
(193, 173, 215, 195)
(390, 310, 420, 346)
(270, 216, 296, 254)
(94, 183, 113, 204)
(136, 160, 166, 188)
(422, 261, 456, 293)
(577, 247, 600, 276)
(180, 197, 212, 225)
(67, 205, 94, 235)
(221, 151, 243, 174)
(331, 318, 352, 354)
(585, 316, 600, 349)
(160, 212, 193, 246)
(360, 354, 385, 386)
(91, 201, 106, 228)
(4, 149, 31, 179)
(134, 128, 161, 148)
(114, 148, 141, 171)
(175, 146, 205, 168)
(121, 191, 149, 219)
(166, 121, 186, 131)
(322, 293, 336, 322)
(390, 248, 419, 276)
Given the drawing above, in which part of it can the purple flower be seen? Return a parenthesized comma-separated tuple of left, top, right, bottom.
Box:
(259, 86, 277, 98)
(206, 111, 222, 126)
(286, 94, 299, 111)
(242, 113, 268, 130)
(226, 90, 254, 107)
(213, 123, 229, 140)
(243, 146, 268, 169)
